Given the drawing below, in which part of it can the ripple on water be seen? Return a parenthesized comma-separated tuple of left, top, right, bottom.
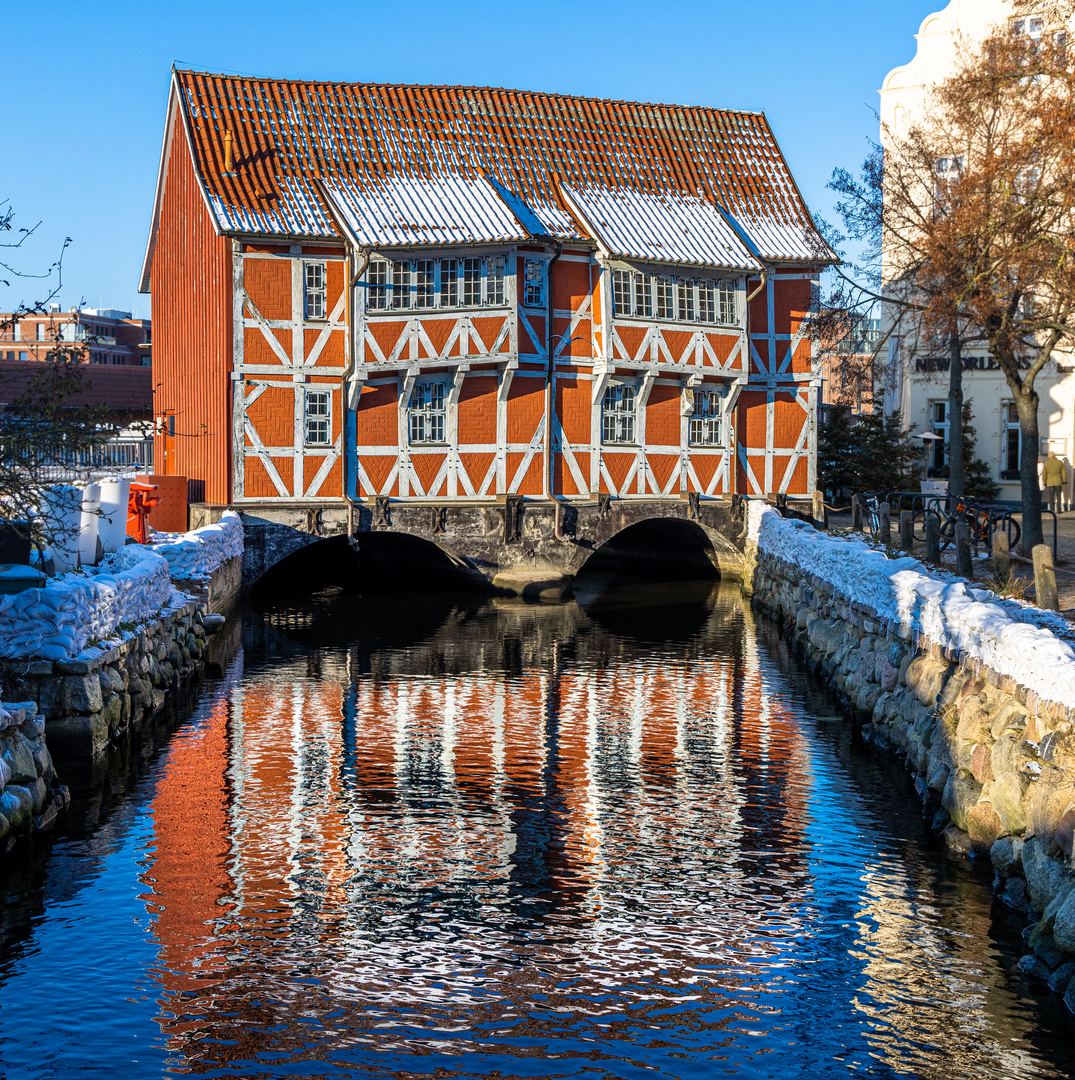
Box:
(0, 582, 1072, 1079)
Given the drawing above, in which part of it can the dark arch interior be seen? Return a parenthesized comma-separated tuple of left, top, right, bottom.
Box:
(574, 518, 723, 591)
(247, 532, 487, 605)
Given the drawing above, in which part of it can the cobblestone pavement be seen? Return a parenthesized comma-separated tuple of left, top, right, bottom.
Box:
(824, 508, 1075, 621)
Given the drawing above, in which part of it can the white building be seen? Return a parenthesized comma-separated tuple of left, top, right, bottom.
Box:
(880, 0, 1074, 508)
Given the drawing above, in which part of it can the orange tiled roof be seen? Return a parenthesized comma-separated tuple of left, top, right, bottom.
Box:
(142, 70, 830, 285)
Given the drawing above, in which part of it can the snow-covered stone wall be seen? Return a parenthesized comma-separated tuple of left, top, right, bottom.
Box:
(0, 512, 244, 663)
(0, 546, 173, 662)
(147, 510, 244, 582)
(748, 502, 1075, 714)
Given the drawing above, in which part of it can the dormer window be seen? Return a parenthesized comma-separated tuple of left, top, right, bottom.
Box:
(613, 269, 737, 326)
(366, 254, 509, 312)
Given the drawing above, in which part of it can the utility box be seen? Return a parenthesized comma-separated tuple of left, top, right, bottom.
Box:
(134, 474, 189, 534)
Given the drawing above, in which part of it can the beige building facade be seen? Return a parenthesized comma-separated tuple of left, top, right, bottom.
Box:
(880, 0, 1074, 509)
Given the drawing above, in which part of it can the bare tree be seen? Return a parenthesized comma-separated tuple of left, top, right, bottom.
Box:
(823, 21, 1075, 550)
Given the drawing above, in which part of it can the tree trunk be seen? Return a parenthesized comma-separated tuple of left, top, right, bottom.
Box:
(1016, 387, 1043, 553)
(947, 335, 964, 498)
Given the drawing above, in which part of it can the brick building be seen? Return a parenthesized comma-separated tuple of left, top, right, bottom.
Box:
(0, 306, 151, 367)
(140, 70, 831, 511)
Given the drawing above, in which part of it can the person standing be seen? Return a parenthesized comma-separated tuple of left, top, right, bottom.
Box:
(1041, 450, 1068, 512)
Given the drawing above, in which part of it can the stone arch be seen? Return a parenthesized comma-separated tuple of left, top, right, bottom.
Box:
(246, 530, 490, 600)
(573, 516, 744, 584)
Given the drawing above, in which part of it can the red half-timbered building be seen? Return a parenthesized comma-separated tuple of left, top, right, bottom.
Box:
(140, 70, 830, 518)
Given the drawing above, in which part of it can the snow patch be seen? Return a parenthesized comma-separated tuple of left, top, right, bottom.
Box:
(749, 501, 1075, 709)
(146, 510, 243, 582)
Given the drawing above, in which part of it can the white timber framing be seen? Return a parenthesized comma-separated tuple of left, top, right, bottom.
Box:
(232, 246, 348, 503)
(742, 270, 820, 497)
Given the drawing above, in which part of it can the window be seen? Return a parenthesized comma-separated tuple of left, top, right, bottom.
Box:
(368, 259, 388, 310)
(415, 259, 435, 309)
(366, 254, 514, 312)
(18, 351, 27, 361)
(304, 390, 332, 446)
(1011, 15, 1044, 42)
(612, 269, 738, 325)
(934, 156, 964, 213)
(929, 400, 949, 473)
(409, 381, 446, 444)
(523, 258, 545, 307)
(462, 258, 483, 306)
(35, 323, 45, 341)
(440, 258, 459, 307)
(1003, 403, 1022, 477)
(487, 255, 506, 306)
(304, 261, 327, 320)
(602, 384, 637, 445)
(690, 389, 725, 446)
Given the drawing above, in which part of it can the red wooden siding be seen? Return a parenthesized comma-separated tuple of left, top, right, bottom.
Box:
(150, 115, 233, 504)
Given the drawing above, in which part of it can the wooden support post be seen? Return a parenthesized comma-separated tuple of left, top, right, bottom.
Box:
(899, 510, 913, 552)
(1033, 544, 1060, 611)
(812, 490, 826, 531)
(992, 529, 1011, 580)
(926, 513, 941, 563)
(851, 494, 863, 532)
(955, 520, 974, 579)
(878, 502, 891, 546)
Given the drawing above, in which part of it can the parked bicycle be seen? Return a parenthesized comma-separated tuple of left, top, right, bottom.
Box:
(910, 498, 1020, 553)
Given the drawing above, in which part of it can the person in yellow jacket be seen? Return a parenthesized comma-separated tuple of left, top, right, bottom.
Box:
(1041, 450, 1068, 512)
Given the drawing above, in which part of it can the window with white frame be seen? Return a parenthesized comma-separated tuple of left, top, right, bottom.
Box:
(304, 389, 332, 446)
(1003, 402, 1022, 476)
(523, 258, 546, 307)
(409, 381, 447, 444)
(1011, 14, 1044, 42)
(612, 269, 738, 326)
(602, 383, 637, 445)
(366, 254, 511, 312)
(933, 156, 964, 214)
(929, 400, 949, 473)
(690, 388, 725, 446)
(304, 261, 327, 320)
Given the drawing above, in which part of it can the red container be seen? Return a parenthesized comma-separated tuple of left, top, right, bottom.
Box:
(134, 474, 188, 533)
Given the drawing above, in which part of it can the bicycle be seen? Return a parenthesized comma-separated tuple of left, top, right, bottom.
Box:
(911, 498, 1020, 553)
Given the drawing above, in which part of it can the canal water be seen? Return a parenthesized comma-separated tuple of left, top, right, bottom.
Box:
(2, 579, 1074, 1079)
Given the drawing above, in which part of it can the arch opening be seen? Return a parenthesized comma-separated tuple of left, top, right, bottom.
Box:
(247, 531, 490, 606)
(573, 518, 731, 592)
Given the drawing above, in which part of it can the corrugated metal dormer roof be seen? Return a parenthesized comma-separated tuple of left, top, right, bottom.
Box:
(141, 70, 833, 290)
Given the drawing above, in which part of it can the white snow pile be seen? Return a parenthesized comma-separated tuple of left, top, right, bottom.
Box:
(0, 545, 172, 662)
(147, 510, 243, 582)
(748, 501, 1075, 710)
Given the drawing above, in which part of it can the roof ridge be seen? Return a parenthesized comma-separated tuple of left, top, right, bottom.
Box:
(172, 68, 769, 120)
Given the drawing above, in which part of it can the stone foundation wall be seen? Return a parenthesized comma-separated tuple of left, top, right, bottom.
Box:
(0, 701, 67, 853)
(0, 601, 219, 763)
(750, 546, 1075, 1006)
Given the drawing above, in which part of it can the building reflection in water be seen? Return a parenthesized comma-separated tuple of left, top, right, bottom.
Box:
(136, 581, 1065, 1077)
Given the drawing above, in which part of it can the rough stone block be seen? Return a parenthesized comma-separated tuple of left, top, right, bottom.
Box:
(988, 773, 1029, 836)
(942, 772, 983, 832)
(1023, 837, 1074, 915)
(908, 657, 949, 707)
(64, 674, 102, 714)
(98, 668, 124, 697)
(1048, 961, 1075, 994)
(991, 836, 1024, 876)
(971, 743, 995, 786)
(1, 785, 33, 828)
(45, 712, 109, 758)
(2, 738, 37, 785)
(967, 802, 1004, 850)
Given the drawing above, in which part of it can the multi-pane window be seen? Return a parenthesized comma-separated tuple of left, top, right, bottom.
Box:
(366, 255, 510, 311)
(415, 259, 435, 308)
(690, 389, 725, 446)
(523, 259, 545, 307)
(409, 381, 446, 444)
(304, 390, 332, 446)
(1011, 15, 1044, 41)
(462, 258, 483, 306)
(612, 269, 738, 325)
(602, 384, 637, 445)
(304, 261, 327, 320)
(929, 400, 949, 473)
(1004, 402, 1022, 476)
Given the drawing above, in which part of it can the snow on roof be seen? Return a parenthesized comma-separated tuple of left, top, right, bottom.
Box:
(141, 71, 834, 287)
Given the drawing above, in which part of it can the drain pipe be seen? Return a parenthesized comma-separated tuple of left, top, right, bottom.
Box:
(541, 243, 568, 540)
(343, 245, 373, 546)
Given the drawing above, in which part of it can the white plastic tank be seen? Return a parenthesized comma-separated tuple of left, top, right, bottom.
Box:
(97, 478, 130, 554)
(39, 485, 82, 573)
(79, 483, 101, 566)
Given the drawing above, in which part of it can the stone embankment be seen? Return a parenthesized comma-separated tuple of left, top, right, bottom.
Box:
(0, 512, 242, 853)
(744, 502, 1075, 1006)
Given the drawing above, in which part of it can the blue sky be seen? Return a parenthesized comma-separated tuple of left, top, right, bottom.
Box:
(1, 0, 932, 319)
